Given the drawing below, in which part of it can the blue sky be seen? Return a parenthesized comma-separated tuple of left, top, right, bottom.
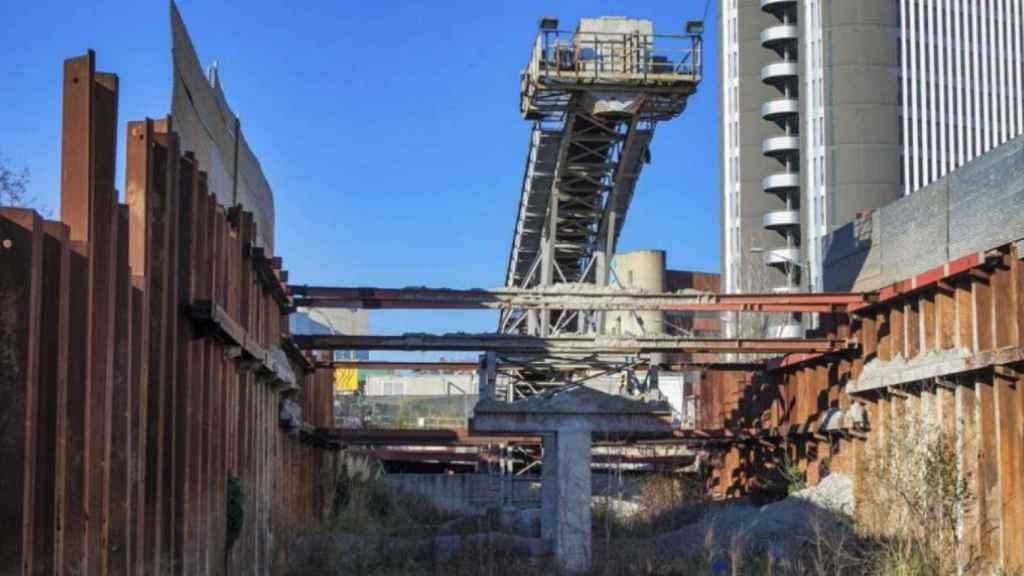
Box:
(0, 1, 720, 351)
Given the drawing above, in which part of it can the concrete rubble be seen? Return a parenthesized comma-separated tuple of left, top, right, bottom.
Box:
(644, 473, 856, 563)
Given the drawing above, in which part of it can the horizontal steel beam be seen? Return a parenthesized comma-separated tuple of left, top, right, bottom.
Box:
(323, 360, 479, 371)
(316, 426, 778, 447)
(347, 448, 696, 467)
(319, 359, 763, 372)
(291, 332, 852, 354)
(315, 427, 535, 446)
(289, 284, 874, 313)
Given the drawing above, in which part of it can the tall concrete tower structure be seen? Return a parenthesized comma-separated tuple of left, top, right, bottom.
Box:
(720, 0, 1024, 336)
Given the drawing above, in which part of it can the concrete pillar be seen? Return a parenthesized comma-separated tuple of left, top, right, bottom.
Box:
(542, 428, 592, 573)
(593, 250, 608, 335)
(472, 388, 673, 573)
(541, 433, 559, 541)
(477, 351, 496, 401)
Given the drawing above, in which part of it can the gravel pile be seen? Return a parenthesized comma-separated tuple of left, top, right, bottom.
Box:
(643, 473, 856, 562)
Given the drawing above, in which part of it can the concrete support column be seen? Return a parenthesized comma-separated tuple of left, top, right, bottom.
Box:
(592, 250, 607, 335)
(473, 388, 672, 574)
(548, 428, 592, 573)
(541, 433, 559, 541)
(477, 351, 496, 401)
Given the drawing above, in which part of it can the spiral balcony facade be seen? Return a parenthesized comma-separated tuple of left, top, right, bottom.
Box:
(760, 0, 800, 295)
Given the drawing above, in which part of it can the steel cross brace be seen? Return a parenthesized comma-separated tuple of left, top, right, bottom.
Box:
(289, 284, 874, 313)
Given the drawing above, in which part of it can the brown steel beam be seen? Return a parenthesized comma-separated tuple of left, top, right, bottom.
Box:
(292, 333, 852, 354)
(0, 210, 44, 575)
(324, 361, 479, 371)
(317, 426, 757, 447)
(349, 448, 696, 468)
(318, 359, 765, 372)
(316, 427, 536, 446)
(349, 449, 491, 465)
(289, 284, 874, 313)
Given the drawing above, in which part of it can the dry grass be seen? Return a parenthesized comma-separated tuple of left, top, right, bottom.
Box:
(855, 417, 976, 576)
(285, 436, 989, 576)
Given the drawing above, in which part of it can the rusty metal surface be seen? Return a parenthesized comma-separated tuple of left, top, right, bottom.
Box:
(705, 243, 1024, 572)
(322, 360, 480, 371)
(0, 209, 44, 575)
(291, 284, 873, 313)
(293, 332, 852, 355)
(8, 50, 338, 576)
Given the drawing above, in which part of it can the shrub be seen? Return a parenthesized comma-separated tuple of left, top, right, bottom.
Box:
(226, 473, 245, 552)
(856, 415, 975, 576)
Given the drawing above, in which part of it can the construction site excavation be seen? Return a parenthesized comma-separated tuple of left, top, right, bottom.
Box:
(5, 2, 1024, 576)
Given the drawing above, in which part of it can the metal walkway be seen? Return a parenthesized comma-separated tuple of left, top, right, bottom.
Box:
(502, 18, 703, 337)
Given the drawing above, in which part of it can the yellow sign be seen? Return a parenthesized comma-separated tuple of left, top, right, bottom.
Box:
(333, 367, 358, 393)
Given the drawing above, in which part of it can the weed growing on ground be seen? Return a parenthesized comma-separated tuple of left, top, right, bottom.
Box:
(286, 432, 984, 576)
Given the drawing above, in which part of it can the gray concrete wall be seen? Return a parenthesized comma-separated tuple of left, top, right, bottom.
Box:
(384, 474, 530, 515)
(365, 373, 478, 397)
(820, 0, 902, 252)
(383, 473, 643, 515)
(823, 133, 1024, 291)
(171, 3, 276, 251)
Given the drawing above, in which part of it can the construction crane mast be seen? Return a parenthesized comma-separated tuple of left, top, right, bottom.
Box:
(501, 17, 703, 338)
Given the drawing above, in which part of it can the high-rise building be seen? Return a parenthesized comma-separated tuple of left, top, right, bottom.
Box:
(720, 0, 1024, 335)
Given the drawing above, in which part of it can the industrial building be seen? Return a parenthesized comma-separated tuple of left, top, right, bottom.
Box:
(6, 4, 1024, 576)
(721, 0, 1024, 337)
(604, 250, 720, 340)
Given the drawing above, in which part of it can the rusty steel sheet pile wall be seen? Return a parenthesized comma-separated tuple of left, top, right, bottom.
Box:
(0, 51, 337, 576)
(700, 245, 1024, 572)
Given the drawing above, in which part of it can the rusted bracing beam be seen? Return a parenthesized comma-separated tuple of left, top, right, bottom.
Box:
(320, 359, 764, 372)
(293, 333, 852, 354)
(290, 284, 873, 313)
(0, 210, 44, 575)
(327, 360, 479, 371)
(190, 299, 294, 387)
(250, 245, 292, 310)
(281, 336, 314, 373)
(846, 251, 987, 312)
(190, 300, 246, 350)
(317, 427, 535, 446)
